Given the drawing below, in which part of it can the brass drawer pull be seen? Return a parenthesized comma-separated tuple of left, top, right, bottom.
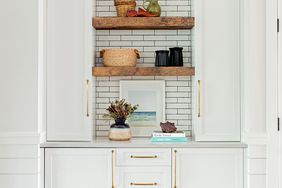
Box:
(197, 80, 201, 117)
(130, 182, 158, 186)
(86, 80, 90, 117)
(174, 150, 177, 188)
(130, 155, 158, 158)
(112, 150, 115, 188)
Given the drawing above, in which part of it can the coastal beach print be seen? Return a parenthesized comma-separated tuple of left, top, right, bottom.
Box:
(128, 90, 157, 126)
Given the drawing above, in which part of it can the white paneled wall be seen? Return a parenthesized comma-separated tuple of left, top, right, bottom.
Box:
(242, 0, 267, 187)
(247, 143, 267, 188)
(0, 134, 41, 188)
(0, 0, 40, 187)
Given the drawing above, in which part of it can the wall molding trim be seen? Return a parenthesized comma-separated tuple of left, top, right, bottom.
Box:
(242, 133, 268, 144)
(0, 132, 41, 144)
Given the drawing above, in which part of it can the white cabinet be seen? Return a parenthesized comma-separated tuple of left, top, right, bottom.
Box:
(193, 0, 241, 141)
(43, 147, 245, 188)
(45, 148, 114, 188)
(173, 148, 244, 188)
(115, 148, 171, 188)
(45, 0, 93, 141)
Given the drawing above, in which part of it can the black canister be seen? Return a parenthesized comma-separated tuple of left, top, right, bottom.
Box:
(155, 50, 169, 67)
(169, 47, 183, 66)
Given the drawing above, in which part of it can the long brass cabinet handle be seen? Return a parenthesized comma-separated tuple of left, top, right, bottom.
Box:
(86, 80, 90, 117)
(130, 182, 158, 186)
(130, 155, 157, 158)
(112, 150, 115, 188)
(197, 80, 201, 117)
(174, 150, 177, 188)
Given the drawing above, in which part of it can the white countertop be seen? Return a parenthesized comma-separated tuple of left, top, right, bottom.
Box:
(40, 138, 247, 148)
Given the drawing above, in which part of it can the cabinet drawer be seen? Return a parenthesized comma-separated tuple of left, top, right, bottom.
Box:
(116, 167, 171, 188)
(116, 148, 171, 166)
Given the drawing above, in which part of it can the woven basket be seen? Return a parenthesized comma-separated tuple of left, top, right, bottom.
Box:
(114, 0, 135, 6)
(116, 4, 136, 17)
(100, 49, 140, 67)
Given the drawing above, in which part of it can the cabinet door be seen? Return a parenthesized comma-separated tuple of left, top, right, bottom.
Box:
(46, 0, 93, 141)
(45, 148, 114, 188)
(173, 148, 244, 188)
(193, 0, 241, 141)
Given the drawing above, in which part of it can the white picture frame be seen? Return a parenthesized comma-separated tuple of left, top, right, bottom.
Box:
(120, 80, 165, 137)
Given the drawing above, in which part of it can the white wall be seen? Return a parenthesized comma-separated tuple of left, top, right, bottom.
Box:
(0, 0, 40, 188)
(242, 0, 267, 188)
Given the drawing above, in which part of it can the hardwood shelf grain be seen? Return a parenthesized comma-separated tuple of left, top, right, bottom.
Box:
(93, 17, 195, 30)
(92, 67, 195, 76)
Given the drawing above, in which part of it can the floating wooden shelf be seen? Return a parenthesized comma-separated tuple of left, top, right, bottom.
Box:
(92, 67, 195, 76)
(93, 17, 195, 30)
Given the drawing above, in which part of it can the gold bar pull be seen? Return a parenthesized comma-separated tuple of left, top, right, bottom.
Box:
(197, 80, 201, 117)
(174, 150, 177, 188)
(86, 80, 90, 117)
(130, 155, 157, 158)
(130, 182, 158, 186)
(112, 150, 115, 188)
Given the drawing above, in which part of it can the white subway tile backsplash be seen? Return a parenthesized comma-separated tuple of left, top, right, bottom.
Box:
(178, 87, 191, 92)
(166, 87, 178, 92)
(96, 98, 110, 103)
(99, 36, 120, 41)
(178, 98, 190, 103)
(167, 114, 189, 120)
(95, 78, 192, 136)
(99, 81, 119, 87)
(166, 81, 189, 86)
(144, 36, 166, 41)
(166, 92, 189, 98)
(155, 41, 177, 46)
(133, 41, 154, 46)
(167, 35, 189, 41)
(94, 0, 192, 136)
(165, 98, 178, 103)
(132, 30, 155, 35)
(96, 87, 109, 92)
(166, 103, 189, 109)
(98, 92, 119, 98)
(121, 36, 143, 41)
(154, 30, 177, 35)
(110, 41, 132, 46)
(110, 30, 132, 35)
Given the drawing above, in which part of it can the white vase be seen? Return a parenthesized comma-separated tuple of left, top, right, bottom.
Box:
(108, 127, 132, 141)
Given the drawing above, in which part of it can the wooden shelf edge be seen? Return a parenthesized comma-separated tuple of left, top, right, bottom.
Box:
(92, 67, 195, 76)
(93, 17, 195, 30)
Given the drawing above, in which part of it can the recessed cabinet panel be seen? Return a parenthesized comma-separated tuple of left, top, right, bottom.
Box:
(174, 148, 244, 188)
(116, 167, 171, 188)
(46, 0, 92, 141)
(194, 0, 241, 141)
(45, 149, 113, 188)
(116, 148, 171, 166)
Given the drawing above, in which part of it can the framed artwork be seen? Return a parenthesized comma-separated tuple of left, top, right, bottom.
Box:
(120, 80, 165, 137)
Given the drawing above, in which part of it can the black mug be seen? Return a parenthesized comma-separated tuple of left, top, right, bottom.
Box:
(169, 47, 183, 66)
(155, 50, 169, 67)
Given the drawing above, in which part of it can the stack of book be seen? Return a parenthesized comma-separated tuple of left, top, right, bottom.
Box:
(151, 131, 188, 142)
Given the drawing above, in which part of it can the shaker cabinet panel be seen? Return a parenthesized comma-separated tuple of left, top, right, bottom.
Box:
(194, 0, 241, 141)
(173, 148, 244, 188)
(45, 148, 113, 188)
(45, 0, 93, 141)
(116, 167, 171, 188)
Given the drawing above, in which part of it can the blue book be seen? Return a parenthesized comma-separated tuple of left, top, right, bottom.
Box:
(151, 137, 188, 142)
